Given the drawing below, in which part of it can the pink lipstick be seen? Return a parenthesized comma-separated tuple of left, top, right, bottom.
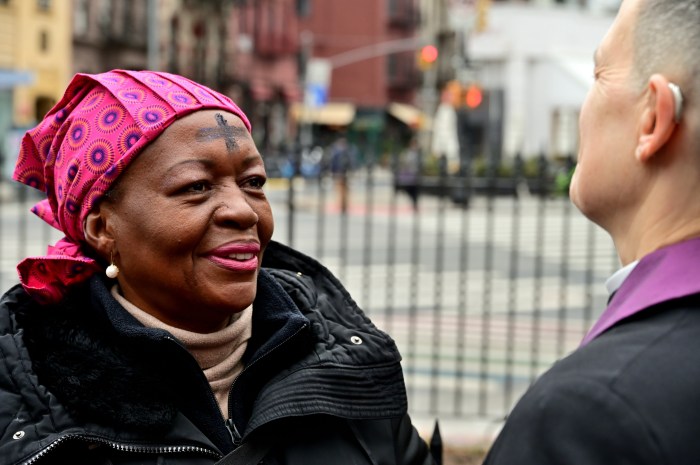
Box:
(205, 242, 260, 272)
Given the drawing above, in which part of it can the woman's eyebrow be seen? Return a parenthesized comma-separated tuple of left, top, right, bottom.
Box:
(164, 158, 213, 175)
(195, 113, 248, 153)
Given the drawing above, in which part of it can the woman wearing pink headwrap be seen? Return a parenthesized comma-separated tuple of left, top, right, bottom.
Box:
(0, 70, 434, 465)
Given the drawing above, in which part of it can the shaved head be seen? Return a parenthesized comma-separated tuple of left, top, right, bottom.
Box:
(633, 0, 700, 101)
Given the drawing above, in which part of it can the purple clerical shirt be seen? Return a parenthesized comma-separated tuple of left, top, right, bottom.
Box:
(581, 236, 700, 346)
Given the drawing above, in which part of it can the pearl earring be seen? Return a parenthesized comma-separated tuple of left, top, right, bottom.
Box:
(106, 252, 119, 279)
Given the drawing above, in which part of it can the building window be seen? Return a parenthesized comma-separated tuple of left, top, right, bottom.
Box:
(387, 0, 416, 27)
(39, 30, 49, 52)
(296, 0, 310, 17)
(98, 0, 114, 37)
(192, 20, 207, 83)
(390, 0, 400, 14)
(37, 0, 50, 10)
(74, 0, 89, 36)
(35, 96, 55, 120)
(387, 52, 416, 88)
(168, 15, 179, 73)
(123, 0, 136, 39)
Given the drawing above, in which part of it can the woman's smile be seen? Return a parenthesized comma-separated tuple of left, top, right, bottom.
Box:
(205, 241, 261, 272)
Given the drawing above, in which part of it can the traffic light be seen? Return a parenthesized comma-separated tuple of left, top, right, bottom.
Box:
(417, 45, 439, 71)
(465, 84, 483, 109)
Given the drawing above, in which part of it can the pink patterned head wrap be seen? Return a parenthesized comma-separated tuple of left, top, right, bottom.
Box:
(13, 69, 251, 304)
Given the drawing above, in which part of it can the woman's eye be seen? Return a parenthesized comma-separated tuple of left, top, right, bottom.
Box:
(245, 176, 266, 189)
(188, 181, 209, 192)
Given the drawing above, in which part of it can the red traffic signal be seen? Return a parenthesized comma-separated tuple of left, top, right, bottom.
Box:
(420, 45, 438, 64)
(465, 84, 483, 109)
(417, 45, 439, 70)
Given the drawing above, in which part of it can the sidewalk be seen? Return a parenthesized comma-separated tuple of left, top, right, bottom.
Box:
(412, 416, 502, 464)
(412, 415, 503, 448)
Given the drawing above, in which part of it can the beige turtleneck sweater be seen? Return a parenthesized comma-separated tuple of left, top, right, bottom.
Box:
(111, 286, 252, 418)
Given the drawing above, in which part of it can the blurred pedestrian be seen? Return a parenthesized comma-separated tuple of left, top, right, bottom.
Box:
(396, 137, 422, 211)
(0, 70, 434, 465)
(484, 0, 700, 463)
(329, 136, 354, 213)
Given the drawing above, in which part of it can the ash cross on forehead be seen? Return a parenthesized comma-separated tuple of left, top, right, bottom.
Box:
(195, 113, 247, 153)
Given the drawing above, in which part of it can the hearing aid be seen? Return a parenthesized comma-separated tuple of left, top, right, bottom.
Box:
(668, 82, 684, 123)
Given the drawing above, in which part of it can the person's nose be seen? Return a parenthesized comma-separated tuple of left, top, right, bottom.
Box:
(213, 185, 259, 229)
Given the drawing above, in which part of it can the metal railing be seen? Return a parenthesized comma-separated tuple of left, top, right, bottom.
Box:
(0, 152, 617, 433)
(272, 152, 617, 427)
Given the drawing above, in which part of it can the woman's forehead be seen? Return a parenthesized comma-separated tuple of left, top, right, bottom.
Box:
(181, 109, 249, 133)
(152, 110, 252, 149)
(129, 110, 257, 171)
(194, 112, 250, 154)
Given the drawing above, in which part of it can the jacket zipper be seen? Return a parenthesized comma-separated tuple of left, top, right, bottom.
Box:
(22, 433, 220, 465)
(226, 322, 309, 443)
(225, 418, 243, 446)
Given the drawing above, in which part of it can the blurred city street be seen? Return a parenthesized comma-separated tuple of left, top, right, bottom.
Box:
(0, 169, 617, 447)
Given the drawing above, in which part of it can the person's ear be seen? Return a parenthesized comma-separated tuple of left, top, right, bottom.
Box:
(636, 74, 680, 162)
(83, 204, 115, 260)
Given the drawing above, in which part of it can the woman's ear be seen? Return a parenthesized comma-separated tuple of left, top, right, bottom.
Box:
(636, 74, 679, 162)
(83, 205, 114, 260)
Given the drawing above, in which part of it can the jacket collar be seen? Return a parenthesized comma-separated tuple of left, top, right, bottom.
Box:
(244, 242, 409, 434)
(582, 236, 700, 345)
(0, 282, 222, 463)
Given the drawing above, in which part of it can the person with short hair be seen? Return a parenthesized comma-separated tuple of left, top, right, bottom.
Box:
(0, 70, 433, 465)
(484, 0, 700, 463)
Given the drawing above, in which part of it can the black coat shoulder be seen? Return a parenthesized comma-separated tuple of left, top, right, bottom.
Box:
(485, 298, 700, 465)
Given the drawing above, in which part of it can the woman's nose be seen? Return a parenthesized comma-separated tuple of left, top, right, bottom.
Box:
(213, 185, 259, 228)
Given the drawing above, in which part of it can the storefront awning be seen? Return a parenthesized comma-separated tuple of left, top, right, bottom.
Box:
(291, 102, 356, 126)
(387, 102, 430, 129)
(0, 69, 35, 89)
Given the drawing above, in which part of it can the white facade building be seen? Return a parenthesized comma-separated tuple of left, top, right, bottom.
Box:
(459, 1, 617, 159)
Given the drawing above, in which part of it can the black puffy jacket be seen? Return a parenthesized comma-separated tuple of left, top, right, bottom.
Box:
(0, 241, 433, 465)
